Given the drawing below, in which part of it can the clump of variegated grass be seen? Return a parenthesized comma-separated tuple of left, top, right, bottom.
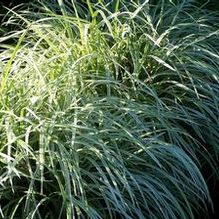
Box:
(0, 0, 219, 218)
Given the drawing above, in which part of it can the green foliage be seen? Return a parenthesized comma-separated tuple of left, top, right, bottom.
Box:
(0, 0, 219, 218)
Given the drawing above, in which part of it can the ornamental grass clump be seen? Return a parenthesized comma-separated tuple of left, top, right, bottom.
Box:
(0, 0, 219, 218)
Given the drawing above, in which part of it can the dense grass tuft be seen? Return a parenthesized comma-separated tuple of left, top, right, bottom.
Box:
(0, 0, 219, 218)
